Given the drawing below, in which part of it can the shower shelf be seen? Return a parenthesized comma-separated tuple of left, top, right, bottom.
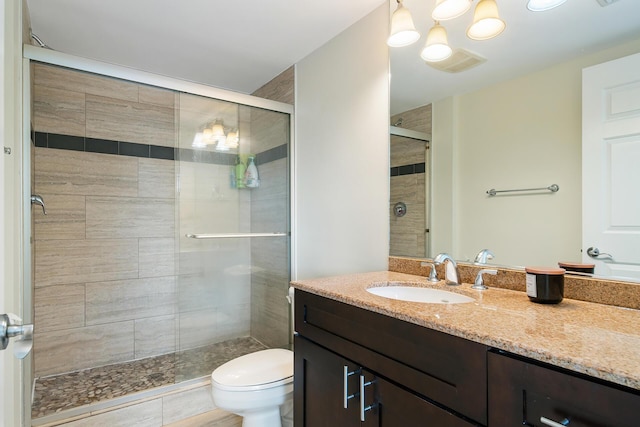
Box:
(186, 232, 288, 239)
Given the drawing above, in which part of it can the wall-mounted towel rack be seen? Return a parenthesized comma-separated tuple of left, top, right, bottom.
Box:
(486, 184, 559, 197)
(186, 232, 288, 239)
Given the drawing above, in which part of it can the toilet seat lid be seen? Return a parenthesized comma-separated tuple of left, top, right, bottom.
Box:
(211, 348, 293, 389)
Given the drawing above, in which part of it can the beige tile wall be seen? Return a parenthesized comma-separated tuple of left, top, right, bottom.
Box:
(251, 66, 294, 105)
(32, 64, 179, 377)
(34, 63, 175, 147)
(249, 65, 293, 348)
(33, 147, 178, 376)
(390, 104, 432, 134)
(389, 104, 432, 258)
(390, 173, 426, 257)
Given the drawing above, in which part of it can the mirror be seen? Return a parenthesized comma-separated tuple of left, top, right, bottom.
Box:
(389, 1, 640, 281)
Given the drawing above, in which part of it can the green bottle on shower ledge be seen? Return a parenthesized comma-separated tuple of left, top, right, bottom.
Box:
(235, 155, 246, 189)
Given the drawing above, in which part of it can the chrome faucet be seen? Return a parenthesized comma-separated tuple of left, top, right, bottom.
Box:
(433, 253, 461, 286)
(474, 249, 494, 265)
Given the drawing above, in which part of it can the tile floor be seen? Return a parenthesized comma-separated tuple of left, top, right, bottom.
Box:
(32, 337, 266, 419)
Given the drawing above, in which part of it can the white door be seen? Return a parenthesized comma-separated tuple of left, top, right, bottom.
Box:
(582, 52, 640, 279)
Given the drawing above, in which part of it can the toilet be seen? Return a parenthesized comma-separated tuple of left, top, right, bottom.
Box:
(210, 348, 294, 427)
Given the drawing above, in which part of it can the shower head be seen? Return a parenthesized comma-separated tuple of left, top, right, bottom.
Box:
(31, 33, 53, 50)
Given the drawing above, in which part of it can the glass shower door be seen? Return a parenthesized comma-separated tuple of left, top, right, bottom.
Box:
(175, 93, 290, 381)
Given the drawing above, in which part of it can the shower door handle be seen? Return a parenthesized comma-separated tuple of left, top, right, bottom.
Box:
(0, 313, 34, 359)
(31, 194, 47, 215)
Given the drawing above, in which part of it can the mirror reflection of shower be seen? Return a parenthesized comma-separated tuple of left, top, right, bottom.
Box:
(389, 104, 432, 258)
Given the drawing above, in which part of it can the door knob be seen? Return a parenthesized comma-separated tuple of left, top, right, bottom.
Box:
(586, 247, 613, 260)
(0, 313, 34, 359)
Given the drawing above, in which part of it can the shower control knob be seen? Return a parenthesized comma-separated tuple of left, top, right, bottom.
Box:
(393, 202, 407, 217)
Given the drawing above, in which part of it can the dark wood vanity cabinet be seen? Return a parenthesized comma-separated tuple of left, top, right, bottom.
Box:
(294, 290, 486, 426)
(294, 289, 640, 427)
(488, 350, 640, 427)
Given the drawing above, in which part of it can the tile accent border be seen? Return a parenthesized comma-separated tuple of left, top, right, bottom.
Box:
(390, 162, 425, 176)
(35, 131, 175, 160)
(34, 132, 289, 165)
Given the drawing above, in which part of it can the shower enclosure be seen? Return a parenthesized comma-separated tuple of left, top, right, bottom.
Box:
(25, 49, 292, 424)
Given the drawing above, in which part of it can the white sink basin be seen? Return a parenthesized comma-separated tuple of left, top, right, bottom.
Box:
(367, 286, 474, 304)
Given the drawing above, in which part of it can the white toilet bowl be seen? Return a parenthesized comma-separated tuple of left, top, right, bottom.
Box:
(211, 348, 294, 427)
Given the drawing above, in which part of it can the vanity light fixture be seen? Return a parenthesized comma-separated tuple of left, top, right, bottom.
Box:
(432, 0, 472, 21)
(420, 22, 453, 62)
(526, 0, 567, 12)
(387, 0, 507, 65)
(387, 0, 420, 47)
(191, 119, 237, 151)
(466, 0, 506, 41)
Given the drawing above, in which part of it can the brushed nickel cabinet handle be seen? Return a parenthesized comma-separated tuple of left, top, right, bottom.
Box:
(359, 374, 376, 421)
(540, 416, 570, 427)
(343, 366, 360, 409)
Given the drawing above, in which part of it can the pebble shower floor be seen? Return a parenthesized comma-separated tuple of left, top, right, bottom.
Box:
(32, 337, 266, 419)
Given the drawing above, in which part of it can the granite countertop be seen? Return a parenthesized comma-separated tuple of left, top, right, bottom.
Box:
(291, 271, 640, 391)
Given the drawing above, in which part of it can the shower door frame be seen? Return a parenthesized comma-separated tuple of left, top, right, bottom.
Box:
(21, 44, 295, 424)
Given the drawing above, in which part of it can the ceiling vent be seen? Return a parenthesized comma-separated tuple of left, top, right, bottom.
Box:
(425, 48, 486, 73)
(596, 0, 620, 6)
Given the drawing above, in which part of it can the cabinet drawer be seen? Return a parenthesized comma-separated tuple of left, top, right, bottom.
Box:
(295, 290, 487, 424)
(488, 350, 640, 427)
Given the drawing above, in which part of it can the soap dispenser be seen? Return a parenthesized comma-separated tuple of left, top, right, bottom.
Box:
(244, 155, 260, 188)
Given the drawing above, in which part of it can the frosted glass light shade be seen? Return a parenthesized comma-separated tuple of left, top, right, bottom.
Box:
(526, 0, 567, 11)
(420, 23, 453, 62)
(432, 0, 472, 21)
(466, 0, 505, 41)
(387, 1, 420, 47)
(226, 129, 239, 148)
(211, 121, 225, 138)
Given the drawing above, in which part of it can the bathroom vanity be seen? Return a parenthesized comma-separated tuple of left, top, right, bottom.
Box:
(292, 271, 640, 427)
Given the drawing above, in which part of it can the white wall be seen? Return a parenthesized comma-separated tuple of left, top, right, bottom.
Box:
(431, 38, 640, 267)
(294, 3, 389, 279)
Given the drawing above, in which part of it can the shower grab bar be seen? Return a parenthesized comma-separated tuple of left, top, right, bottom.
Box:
(486, 184, 559, 197)
(186, 232, 288, 239)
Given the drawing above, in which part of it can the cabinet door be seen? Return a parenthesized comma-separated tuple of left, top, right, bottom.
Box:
(294, 336, 361, 427)
(295, 289, 487, 424)
(489, 351, 640, 427)
(361, 369, 477, 427)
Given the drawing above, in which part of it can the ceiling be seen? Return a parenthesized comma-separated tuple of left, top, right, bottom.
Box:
(26, 1, 640, 116)
(390, 0, 640, 114)
(25, 0, 385, 94)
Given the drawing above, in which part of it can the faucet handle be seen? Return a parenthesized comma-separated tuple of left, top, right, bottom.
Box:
(472, 269, 497, 290)
(474, 249, 494, 265)
(421, 262, 439, 282)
